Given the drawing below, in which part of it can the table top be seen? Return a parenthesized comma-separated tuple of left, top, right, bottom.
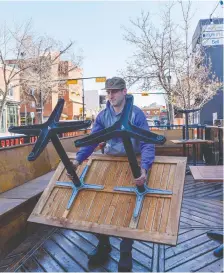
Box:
(29, 154, 187, 245)
(171, 139, 210, 144)
(189, 166, 224, 182)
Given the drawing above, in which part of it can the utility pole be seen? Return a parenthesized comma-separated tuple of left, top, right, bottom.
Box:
(41, 88, 43, 123)
(167, 4, 174, 126)
(82, 79, 85, 120)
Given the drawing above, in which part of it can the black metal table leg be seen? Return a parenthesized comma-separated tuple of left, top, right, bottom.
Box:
(192, 143, 197, 166)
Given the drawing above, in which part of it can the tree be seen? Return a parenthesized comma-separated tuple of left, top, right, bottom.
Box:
(0, 22, 32, 127)
(19, 35, 82, 123)
(121, 1, 221, 124)
(0, 22, 83, 127)
(170, 1, 221, 116)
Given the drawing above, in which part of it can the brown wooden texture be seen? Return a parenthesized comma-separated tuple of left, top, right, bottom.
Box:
(171, 139, 209, 144)
(0, 135, 86, 194)
(0, 145, 51, 193)
(0, 196, 40, 258)
(1, 172, 223, 273)
(149, 129, 194, 145)
(29, 154, 187, 245)
(189, 166, 224, 182)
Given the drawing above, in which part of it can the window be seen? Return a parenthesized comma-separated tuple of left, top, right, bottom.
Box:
(8, 86, 14, 97)
(7, 105, 18, 127)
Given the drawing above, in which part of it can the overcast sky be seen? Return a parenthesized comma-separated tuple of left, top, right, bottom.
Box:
(0, 1, 223, 107)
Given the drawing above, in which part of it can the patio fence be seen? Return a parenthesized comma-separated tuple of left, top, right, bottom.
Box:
(0, 125, 222, 165)
(0, 129, 91, 149)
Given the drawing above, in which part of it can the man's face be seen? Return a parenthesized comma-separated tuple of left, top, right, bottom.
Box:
(106, 88, 127, 107)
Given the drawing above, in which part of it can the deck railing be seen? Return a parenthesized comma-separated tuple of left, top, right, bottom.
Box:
(0, 125, 222, 165)
(148, 124, 223, 165)
(0, 129, 91, 148)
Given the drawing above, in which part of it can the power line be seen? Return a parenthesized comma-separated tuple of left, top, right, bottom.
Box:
(210, 0, 221, 21)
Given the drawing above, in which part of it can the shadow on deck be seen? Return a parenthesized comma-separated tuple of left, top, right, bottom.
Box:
(0, 175, 223, 272)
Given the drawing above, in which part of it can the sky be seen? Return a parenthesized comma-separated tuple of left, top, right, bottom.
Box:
(0, 0, 223, 107)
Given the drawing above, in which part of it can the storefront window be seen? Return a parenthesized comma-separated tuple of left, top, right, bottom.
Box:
(7, 105, 18, 127)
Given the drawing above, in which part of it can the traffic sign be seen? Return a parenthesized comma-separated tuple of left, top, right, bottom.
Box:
(141, 93, 149, 96)
(66, 79, 78, 85)
(95, 77, 106, 83)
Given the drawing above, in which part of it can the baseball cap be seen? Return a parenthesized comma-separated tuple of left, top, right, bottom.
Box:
(102, 77, 126, 90)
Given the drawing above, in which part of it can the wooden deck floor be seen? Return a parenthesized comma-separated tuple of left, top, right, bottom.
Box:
(0, 174, 223, 272)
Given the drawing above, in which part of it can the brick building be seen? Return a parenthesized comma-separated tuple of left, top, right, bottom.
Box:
(18, 55, 83, 124)
(141, 105, 168, 125)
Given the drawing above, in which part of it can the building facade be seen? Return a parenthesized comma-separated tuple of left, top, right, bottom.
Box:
(17, 56, 83, 124)
(141, 104, 168, 126)
(192, 18, 223, 125)
(0, 65, 20, 133)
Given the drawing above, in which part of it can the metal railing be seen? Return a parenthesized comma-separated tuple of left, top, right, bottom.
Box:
(0, 125, 222, 165)
(148, 124, 223, 165)
(0, 129, 91, 148)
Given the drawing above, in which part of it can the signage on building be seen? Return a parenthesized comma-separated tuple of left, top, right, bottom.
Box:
(202, 24, 223, 32)
(201, 23, 224, 46)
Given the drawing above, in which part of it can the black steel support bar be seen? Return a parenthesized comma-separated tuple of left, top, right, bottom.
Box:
(185, 112, 189, 140)
(51, 135, 81, 186)
(178, 108, 200, 141)
(122, 136, 145, 193)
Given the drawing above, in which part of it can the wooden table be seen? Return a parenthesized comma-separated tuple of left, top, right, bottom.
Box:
(28, 154, 187, 245)
(189, 166, 223, 182)
(171, 139, 211, 166)
(189, 165, 223, 257)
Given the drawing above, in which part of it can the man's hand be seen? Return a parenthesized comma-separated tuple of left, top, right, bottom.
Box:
(134, 168, 147, 186)
(67, 159, 80, 180)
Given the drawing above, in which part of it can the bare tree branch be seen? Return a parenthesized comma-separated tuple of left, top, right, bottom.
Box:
(121, 1, 221, 123)
(0, 22, 83, 126)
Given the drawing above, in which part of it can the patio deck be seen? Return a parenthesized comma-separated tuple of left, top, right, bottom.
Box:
(0, 174, 223, 272)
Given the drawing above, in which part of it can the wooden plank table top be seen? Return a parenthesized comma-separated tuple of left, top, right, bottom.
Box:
(171, 139, 211, 144)
(189, 166, 224, 182)
(28, 154, 187, 246)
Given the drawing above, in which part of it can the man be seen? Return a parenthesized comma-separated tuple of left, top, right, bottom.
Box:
(70, 77, 155, 272)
